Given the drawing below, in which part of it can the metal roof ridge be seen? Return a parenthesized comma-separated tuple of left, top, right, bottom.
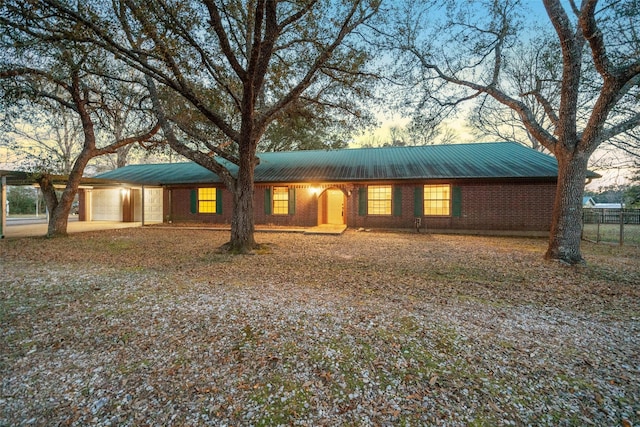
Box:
(255, 141, 519, 156)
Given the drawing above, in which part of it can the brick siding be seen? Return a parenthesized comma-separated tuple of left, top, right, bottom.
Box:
(164, 179, 556, 233)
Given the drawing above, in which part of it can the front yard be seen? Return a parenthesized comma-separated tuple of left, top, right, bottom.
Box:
(1, 229, 638, 426)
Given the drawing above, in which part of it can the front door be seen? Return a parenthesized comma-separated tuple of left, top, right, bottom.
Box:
(326, 189, 344, 225)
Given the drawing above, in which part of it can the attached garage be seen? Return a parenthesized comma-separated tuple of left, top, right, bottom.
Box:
(78, 186, 164, 224)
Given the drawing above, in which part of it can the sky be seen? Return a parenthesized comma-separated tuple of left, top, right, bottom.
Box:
(0, 146, 18, 170)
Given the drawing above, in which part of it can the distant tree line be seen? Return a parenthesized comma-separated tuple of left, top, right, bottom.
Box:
(6, 186, 46, 215)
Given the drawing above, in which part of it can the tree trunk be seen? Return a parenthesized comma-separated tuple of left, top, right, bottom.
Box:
(47, 205, 70, 238)
(38, 175, 70, 238)
(42, 186, 79, 238)
(227, 143, 257, 253)
(38, 147, 93, 237)
(544, 150, 590, 265)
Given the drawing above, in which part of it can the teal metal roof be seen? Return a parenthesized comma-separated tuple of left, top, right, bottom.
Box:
(95, 142, 576, 185)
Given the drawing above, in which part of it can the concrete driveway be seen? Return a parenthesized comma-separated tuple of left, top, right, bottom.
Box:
(2, 217, 142, 238)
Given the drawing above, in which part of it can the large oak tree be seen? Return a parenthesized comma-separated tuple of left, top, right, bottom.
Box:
(21, 0, 380, 253)
(0, 20, 160, 236)
(393, 0, 640, 264)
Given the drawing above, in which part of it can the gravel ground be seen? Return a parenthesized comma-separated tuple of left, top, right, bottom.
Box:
(1, 228, 638, 426)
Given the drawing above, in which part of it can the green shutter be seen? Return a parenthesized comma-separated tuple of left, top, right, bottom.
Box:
(288, 187, 296, 215)
(264, 188, 272, 215)
(393, 186, 402, 217)
(414, 186, 423, 217)
(216, 188, 223, 215)
(358, 187, 366, 216)
(190, 189, 197, 214)
(452, 186, 462, 217)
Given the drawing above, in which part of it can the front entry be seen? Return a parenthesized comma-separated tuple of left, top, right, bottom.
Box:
(318, 188, 345, 225)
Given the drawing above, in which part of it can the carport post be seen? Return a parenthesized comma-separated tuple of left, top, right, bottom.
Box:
(1, 176, 6, 238)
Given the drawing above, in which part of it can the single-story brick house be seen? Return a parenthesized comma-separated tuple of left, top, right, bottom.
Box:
(86, 142, 592, 235)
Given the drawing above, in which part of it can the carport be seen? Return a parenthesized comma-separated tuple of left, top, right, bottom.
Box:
(0, 170, 162, 238)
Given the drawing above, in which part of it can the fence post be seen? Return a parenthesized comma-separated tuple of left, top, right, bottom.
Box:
(596, 212, 601, 243)
(619, 210, 624, 246)
(0, 176, 6, 239)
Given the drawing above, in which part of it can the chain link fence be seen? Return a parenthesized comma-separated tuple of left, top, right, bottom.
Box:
(582, 208, 640, 246)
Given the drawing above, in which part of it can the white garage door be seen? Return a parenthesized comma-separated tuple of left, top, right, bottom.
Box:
(144, 188, 163, 223)
(92, 189, 122, 221)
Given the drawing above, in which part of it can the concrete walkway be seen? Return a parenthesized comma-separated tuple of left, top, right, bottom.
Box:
(2, 219, 347, 238)
(147, 224, 347, 235)
(303, 224, 347, 235)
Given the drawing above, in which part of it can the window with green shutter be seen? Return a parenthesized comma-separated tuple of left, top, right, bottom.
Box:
(191, 187, 222, 214)
(265, 186, 295, 215)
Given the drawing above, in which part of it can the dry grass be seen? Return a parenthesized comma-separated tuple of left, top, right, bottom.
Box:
(1, 228, 638, 426)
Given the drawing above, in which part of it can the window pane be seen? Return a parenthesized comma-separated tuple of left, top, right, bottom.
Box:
(273, 186, 289, 215)
(368, 185, 392, 215)
(199, 201, 216, 213)
(198, 188, 217, 213)
(423, 184, 450, 216)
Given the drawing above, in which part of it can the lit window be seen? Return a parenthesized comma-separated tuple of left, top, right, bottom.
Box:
(368, 185, 392, 215)
(424, 185, 450, 216)
(273, 186, 289, 215)
(198, 188, 217, 213)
